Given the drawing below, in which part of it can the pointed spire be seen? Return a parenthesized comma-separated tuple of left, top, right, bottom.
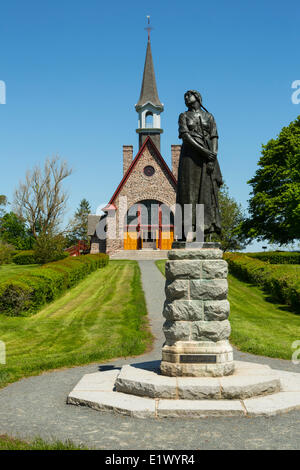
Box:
(135, 32, 163, 110)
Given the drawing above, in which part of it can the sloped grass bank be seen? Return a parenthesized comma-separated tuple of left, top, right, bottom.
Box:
(155, 260, 300, 359)
(224, 253, 300, 313)
(0, 254, 108, 316)
(0, 264, 39, 283)
(228, 274, 300, 359)
(0, 434, 86, 450)
(0, 261, 152, 388)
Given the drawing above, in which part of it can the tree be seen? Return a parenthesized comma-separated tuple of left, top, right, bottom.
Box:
(33, 232, 67, 264)
(242, 116, 300, 245)
(212, 184, 249, 252)
(66, 198, 91, 245)
(0, 195, 7, 218)
(0, 240, 15, 265)
(13, 157, 72, 239)
(0, 212, 34, 250)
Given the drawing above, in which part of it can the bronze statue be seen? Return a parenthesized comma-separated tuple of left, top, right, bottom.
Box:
(176, 90, 223, 240)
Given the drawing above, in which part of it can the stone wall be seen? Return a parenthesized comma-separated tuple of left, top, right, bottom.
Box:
(161, 247, 234, 377)
(171, 145, 181, 180)
(95, 140, 177, 255)
(106, 141, 177, 254)
(123, 145, 133, 175)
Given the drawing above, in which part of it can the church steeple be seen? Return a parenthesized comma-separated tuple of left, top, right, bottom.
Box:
(135, 17, 163, 151)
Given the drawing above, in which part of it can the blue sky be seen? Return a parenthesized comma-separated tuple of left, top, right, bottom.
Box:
(0, 0, 299, 250)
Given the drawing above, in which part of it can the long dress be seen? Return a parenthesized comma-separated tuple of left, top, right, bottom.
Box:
(176, 108, 222, 235)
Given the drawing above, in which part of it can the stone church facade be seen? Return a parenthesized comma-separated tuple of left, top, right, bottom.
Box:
(88, 35, 180, 255)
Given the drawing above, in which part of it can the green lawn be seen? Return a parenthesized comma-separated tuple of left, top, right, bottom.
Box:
(0, 260, 152, 389)
(155, 260, 300, 360)
(273, 264, 300, 287)
(0, 263, 39, 282)
(0, 435, 86, 450)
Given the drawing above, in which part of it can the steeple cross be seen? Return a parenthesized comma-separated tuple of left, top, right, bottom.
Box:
(144, 15, 153, 41)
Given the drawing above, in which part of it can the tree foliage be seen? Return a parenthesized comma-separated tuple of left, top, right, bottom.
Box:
(0, 195, 7, 218)
(242, 116, 300, 245)
(0, 240, 15, 265)
(66, 198, 91, 245)
(0, 212, 34, 250)
(33, 232, 68, 264)
(212, 184, 248, 252)
(14, 157, 72, 239)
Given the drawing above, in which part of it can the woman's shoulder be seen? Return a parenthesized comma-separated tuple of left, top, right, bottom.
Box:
(178, 112, 188, 124)
(201, 109, 214, 120)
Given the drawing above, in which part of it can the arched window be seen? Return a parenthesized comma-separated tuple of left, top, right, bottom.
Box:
(125, 200, 174, 227)
(145, 112, 153, 128)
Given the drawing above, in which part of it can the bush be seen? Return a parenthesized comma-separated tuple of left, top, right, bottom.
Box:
(13, 249, 69, 266)
(247, 251, 300, 265)
(13, 250, 37, 265)
(224, 253, 300, 313)
(0, 254, 109, 316)
(33, 233, 69, 264)
(0, 281, 32, 316)
(0, 241, 15, 265)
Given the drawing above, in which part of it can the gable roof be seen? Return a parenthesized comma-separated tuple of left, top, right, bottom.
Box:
(103, 137, 177, 211)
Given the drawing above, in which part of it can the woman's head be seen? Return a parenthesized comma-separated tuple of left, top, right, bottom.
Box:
(184, 90, 202, 107)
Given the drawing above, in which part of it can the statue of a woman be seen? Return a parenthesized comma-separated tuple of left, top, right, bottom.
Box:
(176, 90, 223, 240)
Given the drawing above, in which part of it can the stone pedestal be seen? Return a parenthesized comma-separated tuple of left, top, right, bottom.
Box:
(160, 243, 235, 377)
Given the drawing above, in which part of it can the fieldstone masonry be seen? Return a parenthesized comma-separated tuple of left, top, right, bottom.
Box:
(161, 246, 235, 377)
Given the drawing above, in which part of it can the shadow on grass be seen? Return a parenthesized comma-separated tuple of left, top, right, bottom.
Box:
(231, 275, 297, 315)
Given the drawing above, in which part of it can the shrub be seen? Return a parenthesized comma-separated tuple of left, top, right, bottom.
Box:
(247, 251, 300, 265)
(0, 280, 32, 316)
(224, 253, 300, 313)
(33, 233, 69, 264)
(0, 241, 15, 265)
(13, 250, 37, 265)
(0, 253, 109, 316)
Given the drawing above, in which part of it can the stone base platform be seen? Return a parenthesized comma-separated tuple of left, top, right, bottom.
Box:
(115, 361, 280, 399)
(67, 361, 300, 418)
(161, 341, 235, 377)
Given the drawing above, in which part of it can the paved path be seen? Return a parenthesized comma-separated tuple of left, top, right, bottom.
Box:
(0, 261, 299, 450)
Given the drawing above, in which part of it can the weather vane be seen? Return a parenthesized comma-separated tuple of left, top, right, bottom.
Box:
(144, 15, 153, 41)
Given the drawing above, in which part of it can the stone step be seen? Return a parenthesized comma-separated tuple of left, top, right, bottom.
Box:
(110, 250, 168, 260)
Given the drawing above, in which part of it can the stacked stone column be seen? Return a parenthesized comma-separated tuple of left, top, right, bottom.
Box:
(161, 245, 235, 377)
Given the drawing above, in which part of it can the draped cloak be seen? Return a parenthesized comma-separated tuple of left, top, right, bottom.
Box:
(176, 109, 222, 235)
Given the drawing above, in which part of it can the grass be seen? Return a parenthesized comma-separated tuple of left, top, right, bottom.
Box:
(156, 259, 166, 277)
(273, 264, 300, 287)
(0, 260, 152, 389)
(155, 260, 300, 360)
(0, 263, 39, 283)
(0, 434, 86, 450)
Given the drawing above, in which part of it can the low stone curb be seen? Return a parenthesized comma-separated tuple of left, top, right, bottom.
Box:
(67, 362, 300, 419)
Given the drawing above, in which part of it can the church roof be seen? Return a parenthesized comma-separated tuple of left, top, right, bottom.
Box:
(135, 40, 163, 111)
(104, 137, 176, 210)
(87, 214, 101, 236)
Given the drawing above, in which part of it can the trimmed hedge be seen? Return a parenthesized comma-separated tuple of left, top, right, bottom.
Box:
(0, 254, 109, 316)
(13, 250, 69, 265)
(247, 251, 300, 265)
(224, 253, 300, 313)
(13, 250, 37, 265)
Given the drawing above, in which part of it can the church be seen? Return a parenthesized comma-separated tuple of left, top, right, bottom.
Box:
(88, 33, 180, 255)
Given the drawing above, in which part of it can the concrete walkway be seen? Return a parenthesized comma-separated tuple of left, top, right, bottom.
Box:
(0, 261, 299, 450)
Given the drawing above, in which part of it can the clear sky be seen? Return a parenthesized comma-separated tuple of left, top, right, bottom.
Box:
(1, 0, 299, 250)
